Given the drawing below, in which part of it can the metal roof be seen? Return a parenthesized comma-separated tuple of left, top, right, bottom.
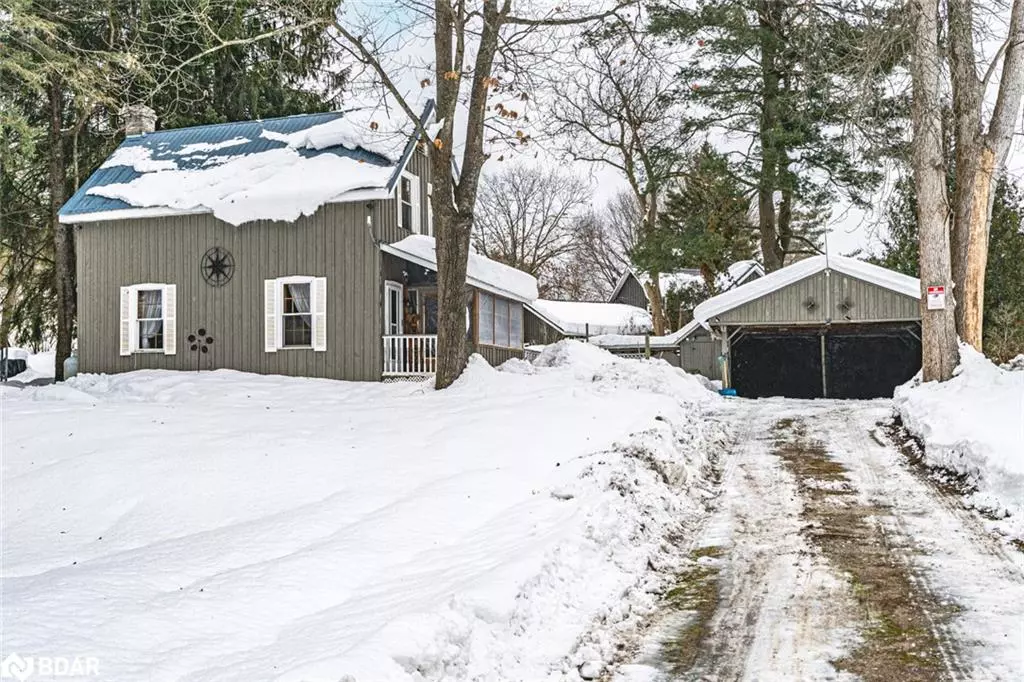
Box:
(60, 111, 400, 218)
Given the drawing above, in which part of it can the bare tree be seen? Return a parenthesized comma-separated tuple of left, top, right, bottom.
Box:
(947, 0, 1024, 350)
(472, 163, 589, 294)
(332, 1, 633, 387)
(568, 190, 641, 297)
(550, 30, 689, 333)
(910, 0, 959, 381)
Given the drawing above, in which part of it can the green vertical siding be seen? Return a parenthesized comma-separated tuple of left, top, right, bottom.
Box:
(679, 332, 721, 379)
(611, 274, 648, 308)
(714, 270, 920, 326)
(523, 308, 566, 345)
(830, 272, 920, 322)
(74, 202, 384, 381)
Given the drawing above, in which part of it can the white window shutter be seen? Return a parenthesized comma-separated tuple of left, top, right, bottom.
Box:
(264, 279, 279, 352)
(119, 286, 132, 356)
(163, 285, 177, 355)
(411, 176, 422, 234)
(313, 277, 327, 351)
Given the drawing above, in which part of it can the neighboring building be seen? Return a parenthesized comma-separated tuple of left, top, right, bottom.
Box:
(59, 103, 537, 381)
(524, 300, 652, 345)
(609, 261, 765, 313)
(676, 255, 922, 398)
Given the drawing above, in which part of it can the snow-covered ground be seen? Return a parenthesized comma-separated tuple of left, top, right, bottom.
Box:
(895, 345, 1024, 543)
(1, 343, 724, 682)
(2, 348, 55, 384)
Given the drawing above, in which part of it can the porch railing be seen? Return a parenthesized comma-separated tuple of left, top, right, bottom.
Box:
(383, 334, 438, 376)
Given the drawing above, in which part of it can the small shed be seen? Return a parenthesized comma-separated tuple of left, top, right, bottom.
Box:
(525, 300, 652, 345)
(680, 255, 923, 399)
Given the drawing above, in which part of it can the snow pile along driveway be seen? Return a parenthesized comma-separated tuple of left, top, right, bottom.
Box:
(894, 345, 1024, 542)
(2, 343, 722, 681)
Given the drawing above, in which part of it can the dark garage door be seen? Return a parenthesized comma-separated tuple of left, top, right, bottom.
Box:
(732, 331, 823, 399)
(731, 324, 921, 399)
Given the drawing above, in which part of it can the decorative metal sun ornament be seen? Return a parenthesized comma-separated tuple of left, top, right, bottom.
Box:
(201, 246, 234, 286)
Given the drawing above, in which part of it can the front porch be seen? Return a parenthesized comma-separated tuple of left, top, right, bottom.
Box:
(383, 334, 438, 376)
(378, 240, 532, 378)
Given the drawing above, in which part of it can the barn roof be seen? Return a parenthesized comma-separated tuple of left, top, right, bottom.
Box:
(692, 255, 920, 325)
(60, 101, 435, 226)
(528, 300, 653, 336)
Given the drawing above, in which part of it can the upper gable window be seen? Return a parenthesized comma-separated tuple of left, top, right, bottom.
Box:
(398, 172, 421, 234)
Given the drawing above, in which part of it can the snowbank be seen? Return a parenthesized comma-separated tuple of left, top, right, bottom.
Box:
(2, 343, 720, 681)
(1, 348, 55, 384)
(383, 234, 539, 302)
(894, 345, 1024, 541)
(529, 300, 652, 336)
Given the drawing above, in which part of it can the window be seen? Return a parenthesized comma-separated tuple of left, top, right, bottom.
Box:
(476, 293, 523, 349)
(282, 282, 312, 347)
(479, 293, 494, 345)
(495, 298, 510, 347)
(120, 284, 176, 356)
(264, 276, 327, 352)
(137, 288, 164, 350)
(397, 172, 421, 233)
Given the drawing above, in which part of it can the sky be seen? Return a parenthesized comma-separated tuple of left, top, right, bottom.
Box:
(342, 1, 1024, 262)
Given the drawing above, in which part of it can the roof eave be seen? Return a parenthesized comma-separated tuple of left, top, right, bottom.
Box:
(380, 241, 533, 304)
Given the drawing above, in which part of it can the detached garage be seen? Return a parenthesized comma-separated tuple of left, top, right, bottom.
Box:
(687, 255, 923, 399)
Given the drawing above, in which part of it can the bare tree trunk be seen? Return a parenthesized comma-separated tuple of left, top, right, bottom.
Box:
(434, 215, 472, 388)
(949, 0, 1024, 350)
(947, 0, 983, 343)
(758, 0, 785, 272)
(49, 77, 74, 381)
(641, 194, 669, 334)
(910, 0, 959, 381)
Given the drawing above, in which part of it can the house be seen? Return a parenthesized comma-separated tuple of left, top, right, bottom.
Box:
(608, 261, 765, 310)
(524, 300, 652, 345)
(673, 255, 923, 398)
(59, 103, 537, 381)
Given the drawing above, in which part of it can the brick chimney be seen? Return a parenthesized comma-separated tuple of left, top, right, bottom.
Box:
(122, 104, 157, 136)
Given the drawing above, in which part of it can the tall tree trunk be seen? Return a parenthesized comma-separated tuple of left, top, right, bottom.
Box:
(947, 0, 983, 344)
(910, 0, 959, 381)
(641, 192, 668, 334)
(49, 77, 74, 381)
(434, 214, 473, 388)
(758, 0, 785, 272)
(950, 0, 1024, 350)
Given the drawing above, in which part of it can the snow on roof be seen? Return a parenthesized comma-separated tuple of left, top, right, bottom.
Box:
(588, 334, 680, 350)
(382, 235, 539, 303)
(613, 260, 765, 303)
(718, 260, 764, 289)
(693, 255, 921, 324)
(61, 102, 435, 226)
(528, 300, 652, 336)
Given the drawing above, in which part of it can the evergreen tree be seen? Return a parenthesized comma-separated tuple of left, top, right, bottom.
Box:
(633, 144, 757, 290)
(649, 0, 901, 270)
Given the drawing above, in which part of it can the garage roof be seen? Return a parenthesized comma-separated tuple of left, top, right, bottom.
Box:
(692, 255, 920, 325)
